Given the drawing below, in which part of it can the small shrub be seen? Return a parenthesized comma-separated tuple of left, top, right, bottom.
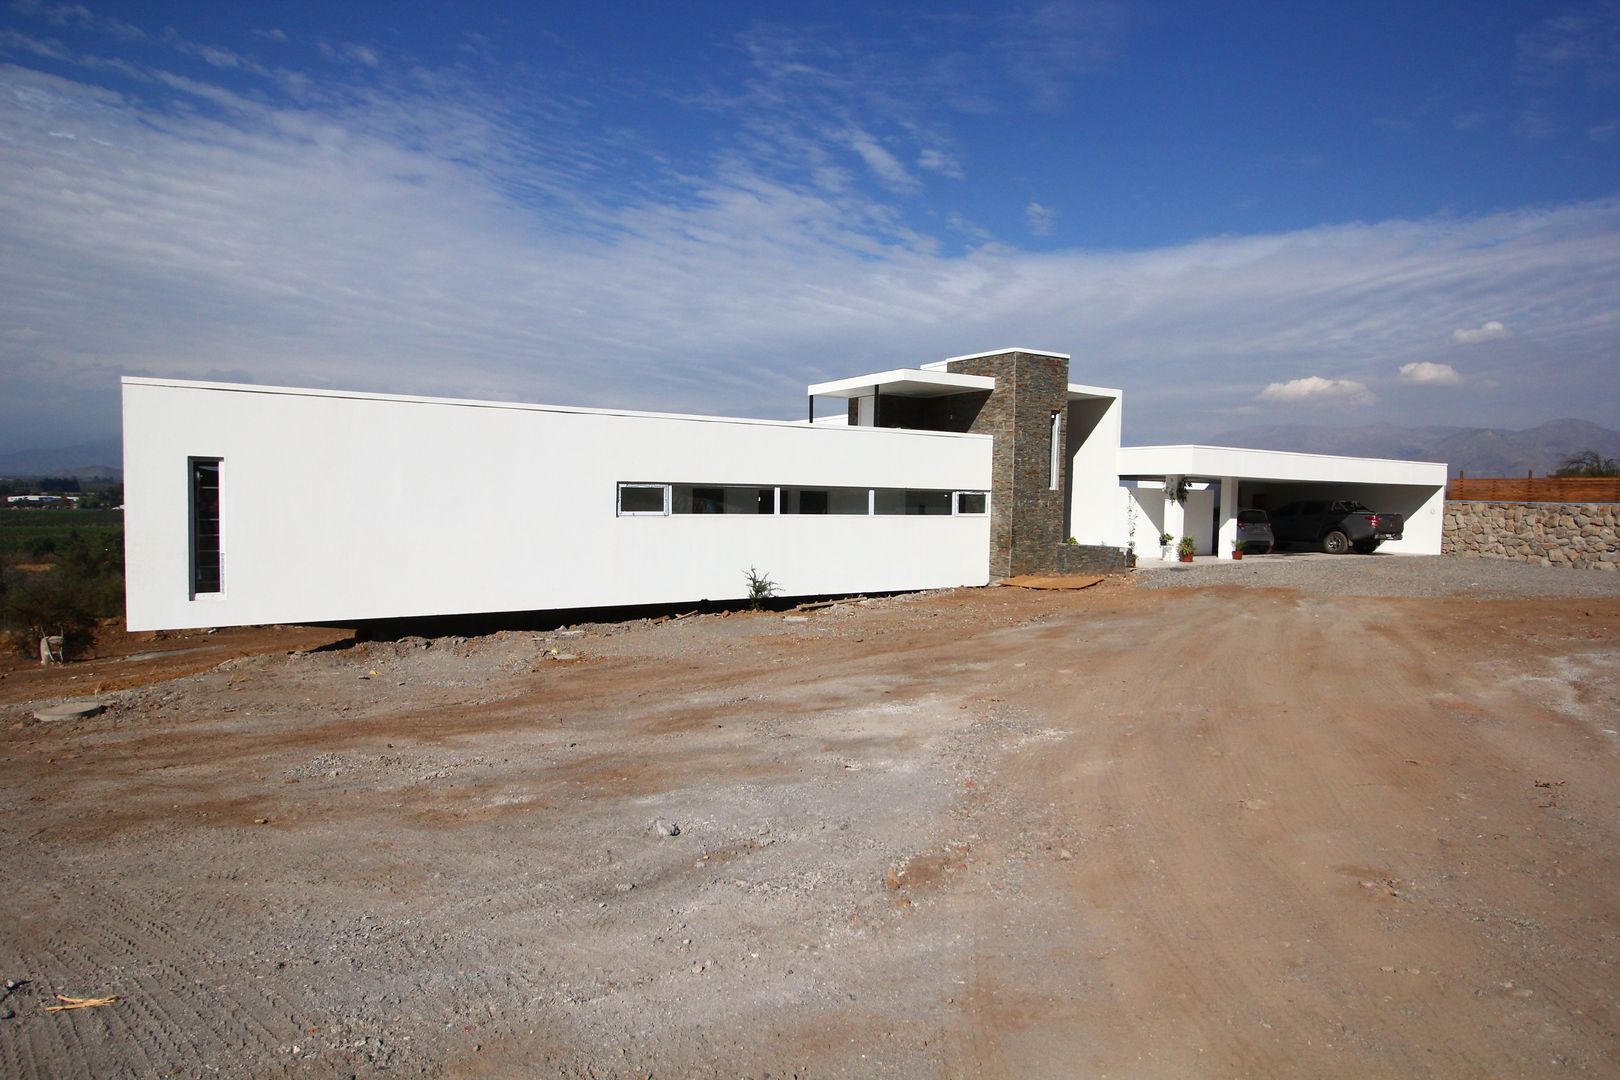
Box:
(743, 566, 780, 610)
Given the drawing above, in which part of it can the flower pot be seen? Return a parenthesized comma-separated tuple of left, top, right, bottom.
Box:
(1179, 553, 1194, 563)
(1232, 551, 1243, 560)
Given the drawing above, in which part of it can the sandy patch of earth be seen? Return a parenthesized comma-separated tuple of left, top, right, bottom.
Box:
(1, 579, 1617, 1077)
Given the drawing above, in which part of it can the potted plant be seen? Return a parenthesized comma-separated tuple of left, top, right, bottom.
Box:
(1177, 536, 1196, 563)
(1159, 532, 1174, 560)
(1232, 539, 1246, 561)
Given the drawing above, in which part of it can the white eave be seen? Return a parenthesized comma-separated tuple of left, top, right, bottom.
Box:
(119, 376, 991, 438)
(1068, 382, 1120, 401)
(807, 368, 996, 399)
(1118, 444, 1447, 486)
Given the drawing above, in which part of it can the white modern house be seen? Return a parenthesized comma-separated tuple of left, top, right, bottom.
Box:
(121, 347, 1447, 630)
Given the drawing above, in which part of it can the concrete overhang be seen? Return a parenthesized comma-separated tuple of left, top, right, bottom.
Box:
(1118, 444, 1447, 487)
(807, 368, 996, 400)
(1068, 382, 1120, 402)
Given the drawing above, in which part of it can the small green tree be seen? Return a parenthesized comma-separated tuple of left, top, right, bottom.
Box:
(1552, 449, 1620, 478)
(743, 566, 780, 610)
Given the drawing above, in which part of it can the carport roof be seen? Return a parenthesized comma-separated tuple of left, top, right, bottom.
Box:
(1118, 444, 1447, 487)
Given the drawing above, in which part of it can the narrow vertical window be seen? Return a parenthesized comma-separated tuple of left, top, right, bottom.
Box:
(189, 457, 222, 596)
(1049, 410, 1062, 490)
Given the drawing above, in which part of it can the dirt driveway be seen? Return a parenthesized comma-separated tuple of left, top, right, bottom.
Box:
(2, 569, 1618, 1077)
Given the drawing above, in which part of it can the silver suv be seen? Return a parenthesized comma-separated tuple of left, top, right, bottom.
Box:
(1235, 509, 1274, 554)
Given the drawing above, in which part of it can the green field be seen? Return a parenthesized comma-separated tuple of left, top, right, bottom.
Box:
(0, 508, 123, 558)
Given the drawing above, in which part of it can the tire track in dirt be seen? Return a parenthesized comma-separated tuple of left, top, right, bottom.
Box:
(956, 587, 1620, 1077)
(6, 872, 308, 1078)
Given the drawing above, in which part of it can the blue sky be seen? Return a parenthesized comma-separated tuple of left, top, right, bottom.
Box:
(1, 0, 1617, 454)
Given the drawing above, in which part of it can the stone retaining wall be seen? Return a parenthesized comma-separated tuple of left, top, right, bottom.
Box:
(1443, 501, 1618, 571)
(1053, 543, 1127, 575)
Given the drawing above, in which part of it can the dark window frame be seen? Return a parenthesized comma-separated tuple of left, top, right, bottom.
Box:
(188, 457, 223, 597)
(617, 483, 671, 516)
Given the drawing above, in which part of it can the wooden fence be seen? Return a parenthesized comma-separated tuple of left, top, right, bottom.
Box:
(1447, 476, 1620, 503)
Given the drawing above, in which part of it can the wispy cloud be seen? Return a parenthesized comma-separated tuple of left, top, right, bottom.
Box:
(1398, 361, 1462, 384)
(917, 146, 962, 178)
(1516, 2, 1620, 88)
(1451, 320, 1511, 344)
(1259, 377, 1376, 406)
(838, 128, 916, 191)
(993, 1, 1134, 109)
(1025, 201, 1058, 235)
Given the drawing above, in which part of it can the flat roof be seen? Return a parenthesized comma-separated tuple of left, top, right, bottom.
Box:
(1118, 444, 1447, 486)
(120, 376, 991, 440)
(919, 347, 1071, 370)
(807, 368, 996, 399)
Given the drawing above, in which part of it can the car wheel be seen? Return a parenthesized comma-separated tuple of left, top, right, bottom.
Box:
(1352, 540, 1379, 554)
(1320, 530, 1350, 555)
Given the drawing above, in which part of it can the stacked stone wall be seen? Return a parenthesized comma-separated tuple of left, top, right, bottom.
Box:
(1053, 544, 1127, 575)
(946, 351, 1073, 578)
(1443, 501, 1619, 571)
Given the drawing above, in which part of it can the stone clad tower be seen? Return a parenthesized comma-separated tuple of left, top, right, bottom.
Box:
(943, 349, 1073, 578)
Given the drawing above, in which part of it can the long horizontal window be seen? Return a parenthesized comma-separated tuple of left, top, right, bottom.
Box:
(618, 483, 988, 518)
(673, 485, 775, 514)
(781, 486, 869, 515)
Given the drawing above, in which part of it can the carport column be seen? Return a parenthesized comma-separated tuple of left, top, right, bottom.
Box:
(1161, 475, 1186, 559)
(1218, 476, 1238, 557)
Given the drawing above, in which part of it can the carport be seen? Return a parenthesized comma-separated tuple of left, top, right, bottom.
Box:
(1117, 445, 1448, 559)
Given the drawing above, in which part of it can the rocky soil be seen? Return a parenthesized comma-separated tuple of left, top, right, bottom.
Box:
(2, 558, 1618, 1077)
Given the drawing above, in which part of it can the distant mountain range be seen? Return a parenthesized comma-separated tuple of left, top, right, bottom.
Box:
(1201, 419, 1620, 478)
(0, 437, 123, 480)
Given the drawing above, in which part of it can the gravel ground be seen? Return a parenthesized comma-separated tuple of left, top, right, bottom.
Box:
(1135, 551, 1620, 598)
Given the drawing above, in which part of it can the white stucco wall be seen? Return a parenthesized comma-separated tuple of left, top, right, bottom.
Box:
(123, 379, 993, 630)
(1065, 393, 1126, 547)
(1123, 484, 1167, 560)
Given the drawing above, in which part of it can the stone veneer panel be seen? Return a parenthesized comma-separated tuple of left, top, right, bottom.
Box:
(1443, 501, 1619, 570)
(1053, 544, 1127, 575)
(945, 351, 1075, 578)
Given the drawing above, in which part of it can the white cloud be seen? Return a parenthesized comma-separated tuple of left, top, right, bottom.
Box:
(838, 129, 915, 191)
(1398, 360, 1462, 384)
(916, 147, 962, 178)
(2, 39, 1620, 452)
(1259, 377, 1375, 406)
(1451, 320, 1510, 344)
(945, 212, 992, 243)
(1025, 201, 1057, 236)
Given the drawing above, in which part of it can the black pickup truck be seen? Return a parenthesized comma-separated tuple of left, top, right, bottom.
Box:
(1268, 499, 1404, 554)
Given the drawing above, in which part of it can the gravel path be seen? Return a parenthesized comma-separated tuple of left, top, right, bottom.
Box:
(1134, 552, 1620, 598)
